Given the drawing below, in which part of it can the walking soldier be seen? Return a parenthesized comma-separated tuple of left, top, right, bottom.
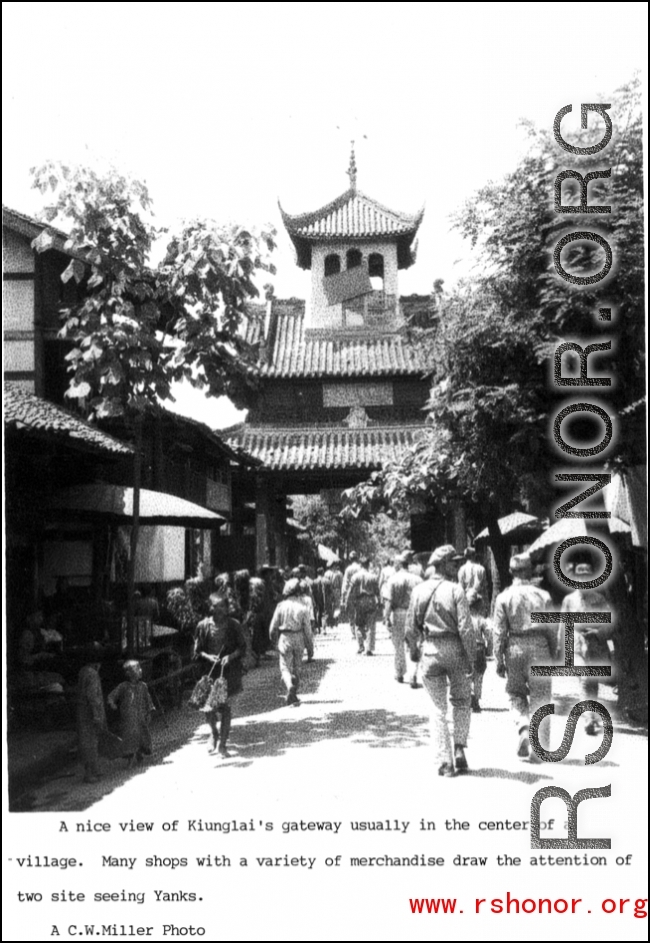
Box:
(405, 545, 475, 777)
(493, 554, 557, 761)
(384, 552, 422, 685)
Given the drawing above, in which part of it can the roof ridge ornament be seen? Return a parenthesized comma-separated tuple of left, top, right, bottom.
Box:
(347, 140, 357, 192)
(343, 405, 370, 428)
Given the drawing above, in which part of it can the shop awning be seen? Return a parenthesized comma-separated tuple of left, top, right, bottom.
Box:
(318, 544, 340, 564)
(603, 467, 647, 548)
(286, 517, 307, 532)
(526, 519, 591, 557)
(47, 484, 226, 529)
(474, 512, 543, 543)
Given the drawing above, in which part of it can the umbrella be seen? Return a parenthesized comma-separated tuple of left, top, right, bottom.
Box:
(318, 544, 341, 564)
(286, 517, 307, 532)
(526, 519, 591, 557)
(46, 484, 225, 529)
(474, 511, 543, 542)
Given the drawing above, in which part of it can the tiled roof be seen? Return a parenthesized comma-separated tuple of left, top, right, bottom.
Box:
(158, 408, 261, 467)
(279, 188, 423, 270)
(244, 304, 433, 379)
(4, 385, 133, 456)
(225, 424, 427, 471)
(280, 188, 423, 240)
(3, 205, 71, 254)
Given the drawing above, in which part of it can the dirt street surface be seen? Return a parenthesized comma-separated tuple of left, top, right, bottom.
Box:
(18, 622, 645, 816)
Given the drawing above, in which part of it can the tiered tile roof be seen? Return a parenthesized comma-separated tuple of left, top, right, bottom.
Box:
(245, 303, 433, 379)
(225, 423, 427, 472)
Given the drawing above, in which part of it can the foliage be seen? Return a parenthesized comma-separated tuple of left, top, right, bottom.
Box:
(343, 75, 645, 537)
(30, 161, 276, 417)
(29, 161, 276, 649)
(292, 494, 409, 562)
(454, 75, 644, 417)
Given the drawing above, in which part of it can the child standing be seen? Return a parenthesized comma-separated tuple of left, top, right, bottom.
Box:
(107, 660, 154, 766)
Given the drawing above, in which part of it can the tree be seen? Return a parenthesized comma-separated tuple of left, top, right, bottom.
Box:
(292, 494, 409, 563)
(342, 76, 645, 710)
(452, 75, 644, 422)
(445, 78, 646, 715)
(343, 289, 553, 585)
(31, 161, 276, 648)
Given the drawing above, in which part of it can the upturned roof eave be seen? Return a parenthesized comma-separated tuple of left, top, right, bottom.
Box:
(278, 188, 424, 238)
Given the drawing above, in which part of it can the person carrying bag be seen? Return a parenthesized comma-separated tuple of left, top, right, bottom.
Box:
(193, 594, 247, 757)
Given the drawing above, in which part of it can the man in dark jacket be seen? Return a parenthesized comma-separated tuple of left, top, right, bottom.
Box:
(194, 594, 247, 758)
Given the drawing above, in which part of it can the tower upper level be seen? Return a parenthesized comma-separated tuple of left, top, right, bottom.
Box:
(279, 148, 424, 333)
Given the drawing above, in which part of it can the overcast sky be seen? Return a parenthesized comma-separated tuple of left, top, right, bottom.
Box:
(3, 2, 647, 426)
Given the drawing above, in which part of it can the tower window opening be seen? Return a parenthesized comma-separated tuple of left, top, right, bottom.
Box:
(368, 252, 384, 291)
(346, 248, 362, 270)
(324, 253, 341, 277)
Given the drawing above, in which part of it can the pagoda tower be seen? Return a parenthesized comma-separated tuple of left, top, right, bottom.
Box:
(226, 152, 451, 566)
(281, 145, 423, 333)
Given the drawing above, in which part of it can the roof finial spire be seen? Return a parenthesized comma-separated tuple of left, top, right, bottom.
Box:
(347, 140, 357, 192)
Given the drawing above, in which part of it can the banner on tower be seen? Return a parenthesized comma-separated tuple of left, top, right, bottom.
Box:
(322, 265, 373, 306)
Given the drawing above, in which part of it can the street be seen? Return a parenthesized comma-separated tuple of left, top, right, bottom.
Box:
(8, 620, 648, 943)
(21, 621, 645, 815)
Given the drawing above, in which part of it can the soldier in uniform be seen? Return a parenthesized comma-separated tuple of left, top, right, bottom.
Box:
(378, 555, 397, 605)
(405, 545, 474, 777)
(458, 547, 488, 617)
(348, 556, 381, 655)
(384, 551, 422, 685)
(312, 567, 326, 633)
(403, 549, 425, 579)
(322, 560, 343, 629)
(269, 578, 314, 707)
(341, 551, 362, 641)
(493, 554, 557, 760)
(560, 561, 613, 735)
(466, 588, 490, 712)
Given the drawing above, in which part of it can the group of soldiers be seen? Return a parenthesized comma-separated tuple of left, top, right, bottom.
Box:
(332, 545, 487, 777)
(304, 544, 611, 778)
(260, 547, 489, 776)
(184, 543, 612, 773)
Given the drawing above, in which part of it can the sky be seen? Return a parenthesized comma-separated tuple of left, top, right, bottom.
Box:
(3, 1, 647, 426)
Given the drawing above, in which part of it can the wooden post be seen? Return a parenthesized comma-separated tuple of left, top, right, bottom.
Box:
(126, 411, 143, 654)
(487, 515, 510, 599)
(255, 477, 271, 568)
(274, 492, 288, 569)
(452, 503, 467, 553)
